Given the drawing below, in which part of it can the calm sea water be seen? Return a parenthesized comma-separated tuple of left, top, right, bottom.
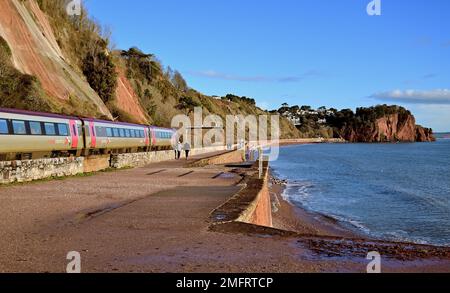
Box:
(270, 140, 450, 246)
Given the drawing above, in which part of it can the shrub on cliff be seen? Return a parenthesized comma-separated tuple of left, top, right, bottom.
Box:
(82, 41, 117, 103)
(0, 36, 11, 57)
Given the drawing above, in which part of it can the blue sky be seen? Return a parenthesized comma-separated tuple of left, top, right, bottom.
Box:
(85, 0, 449, 131)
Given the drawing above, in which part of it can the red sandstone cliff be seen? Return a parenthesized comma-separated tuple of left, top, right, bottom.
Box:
(0, 0, 148, 123)
(0, 0, 112, 118)
(341, 113, 435, 143)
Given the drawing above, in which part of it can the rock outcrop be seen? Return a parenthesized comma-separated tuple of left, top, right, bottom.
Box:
(339, 113, 435, 143)
(415, 126, 436, 142)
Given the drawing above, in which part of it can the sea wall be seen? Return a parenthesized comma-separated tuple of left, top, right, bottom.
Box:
(0, 157, 84, 184)
(188, 149, 244, 167)
(236, 163, 272, 227)
(111, 145, 235, 169)
(210, 161, 273, 228)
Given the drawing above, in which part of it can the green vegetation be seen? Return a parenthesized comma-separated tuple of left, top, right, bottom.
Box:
(176, 96, 200, 115)
(82, 40, 117, 103)
(36, 0, 112, 74)
(0, 36, 11, 57)
(222, 94, 256, 106)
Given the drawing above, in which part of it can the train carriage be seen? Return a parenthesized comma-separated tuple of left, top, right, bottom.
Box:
(0, 108, 83, 161)
(149, 126, 177, 151)
(82, 118, 150, 155)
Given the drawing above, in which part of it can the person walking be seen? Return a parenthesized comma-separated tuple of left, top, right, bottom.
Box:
(176, 141, 183, 160)
(173, 141, 178, 160)
(184, 142, 191, 160)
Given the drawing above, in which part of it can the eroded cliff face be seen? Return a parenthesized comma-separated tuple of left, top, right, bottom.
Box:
(0, 0, 149, 123)
(0, 0, 113, 118)
(340, 113, 435, 143)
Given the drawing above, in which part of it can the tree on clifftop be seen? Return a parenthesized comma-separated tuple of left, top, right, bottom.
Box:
(176, 96, 200, 115)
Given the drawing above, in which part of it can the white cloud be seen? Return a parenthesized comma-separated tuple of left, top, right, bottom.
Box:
(369, 89, 450, 105)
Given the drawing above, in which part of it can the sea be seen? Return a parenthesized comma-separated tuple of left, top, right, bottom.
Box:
(270, 139, 450, 247)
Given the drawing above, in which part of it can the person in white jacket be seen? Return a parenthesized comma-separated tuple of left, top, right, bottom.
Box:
(183, 142, 191, 160)
(176, 141, 183, 160)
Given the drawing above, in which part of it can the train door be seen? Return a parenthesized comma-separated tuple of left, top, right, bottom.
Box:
(89, 121, 97, 148)
(69, 120, 79, 148)
(144, 128, 150, 149)
(149, 127, 156, 150)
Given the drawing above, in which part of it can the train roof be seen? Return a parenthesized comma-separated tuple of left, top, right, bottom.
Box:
(83, 118, 149, 128)
(0, 107, 80, 120)
(0, 107, 176, 131)
(150, 126, 176, 131)
(86, 118, 174, 131)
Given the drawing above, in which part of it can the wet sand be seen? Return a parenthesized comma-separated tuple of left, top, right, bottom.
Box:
(0, 151, 449, 273)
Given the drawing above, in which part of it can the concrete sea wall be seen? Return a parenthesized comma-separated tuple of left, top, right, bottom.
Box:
(236, 163, 273, 227)
(188, 149, 244, 168)
(210, 161, 273, 228)
(110, 145, 236, 169)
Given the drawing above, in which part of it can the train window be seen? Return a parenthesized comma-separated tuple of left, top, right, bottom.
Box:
(106, 128, 113, 137)
(45, 123, 56, 135)
(0, 119, 8, 134)
(30, 121, 42, 135)
(140, 130, 145, 138)
(95, 126, 107, 137)
(113, 128, 119, 137)
(130, 129, 136, 138)
(78, 125, 83, 137)
(58, 124, 69, 136)
(125, 129, 131, 138)
(12, 120, 27, 135)
(133, 130, 139, 138)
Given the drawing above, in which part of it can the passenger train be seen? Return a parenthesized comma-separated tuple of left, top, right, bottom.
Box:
(0, 108, 177, 161)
